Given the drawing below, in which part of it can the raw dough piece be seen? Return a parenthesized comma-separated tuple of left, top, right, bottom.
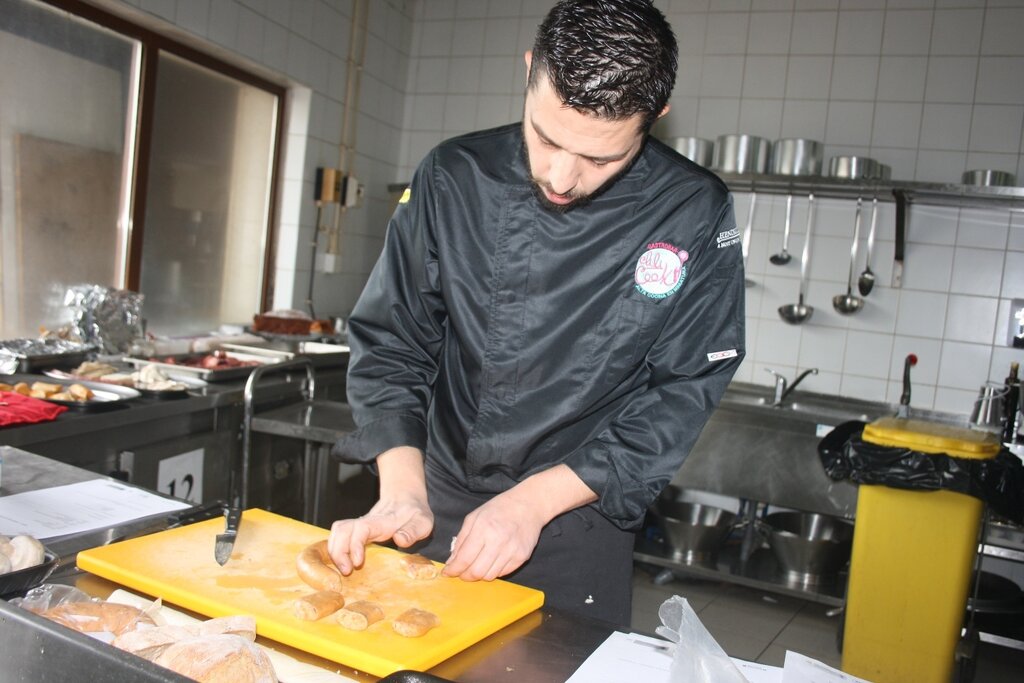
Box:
(292, 590, 345, 621)
(335, 600, 385, 631)
(392, 607, 440, 638)
(399, 553, 439, 580)
(296, 540, 344, 592)
(8, 535, 46, 570)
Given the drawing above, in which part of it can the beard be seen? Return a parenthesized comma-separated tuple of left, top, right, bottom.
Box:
(521, 138, 639, 214)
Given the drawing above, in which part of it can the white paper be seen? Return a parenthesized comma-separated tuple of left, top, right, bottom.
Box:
(565, 632, 784, 683)
(0, 479, 189, 539)
(782, 651, 872, 683)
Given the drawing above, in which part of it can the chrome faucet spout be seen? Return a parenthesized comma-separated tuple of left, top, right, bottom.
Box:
(774, 368, 819, 405)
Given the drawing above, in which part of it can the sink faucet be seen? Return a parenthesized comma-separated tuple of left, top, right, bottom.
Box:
(765, 367, 819, 406)
(897, 353, 918, 418)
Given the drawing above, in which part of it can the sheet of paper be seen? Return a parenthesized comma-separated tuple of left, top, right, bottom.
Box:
(565, 631, 784, 683)
(782, 651, 871, 683)
(0, 479, 189, 539)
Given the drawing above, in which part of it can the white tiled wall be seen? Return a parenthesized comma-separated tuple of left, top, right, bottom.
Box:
(401, 0, 1024, 416)
(98, 0, 1024, 417)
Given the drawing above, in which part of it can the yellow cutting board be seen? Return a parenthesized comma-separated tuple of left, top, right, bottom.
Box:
(76, 509, 544, 677)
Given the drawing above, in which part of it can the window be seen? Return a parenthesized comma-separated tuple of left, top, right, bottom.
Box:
(0, 0, 283, 339)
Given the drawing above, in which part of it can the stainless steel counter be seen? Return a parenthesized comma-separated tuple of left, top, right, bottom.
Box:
(0, 446, 616, 682)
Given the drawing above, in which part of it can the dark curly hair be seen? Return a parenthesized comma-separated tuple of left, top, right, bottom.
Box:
(529, 0, 678, 131)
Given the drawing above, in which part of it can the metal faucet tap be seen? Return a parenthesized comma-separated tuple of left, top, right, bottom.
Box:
(765, 367, 819, 406)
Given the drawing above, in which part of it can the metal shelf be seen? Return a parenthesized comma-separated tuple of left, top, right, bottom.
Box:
(633, 536, 847, 608)
(717, 173, 1024, 210)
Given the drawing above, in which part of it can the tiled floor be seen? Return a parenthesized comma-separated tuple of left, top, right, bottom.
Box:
(630, 563, 1024, 682)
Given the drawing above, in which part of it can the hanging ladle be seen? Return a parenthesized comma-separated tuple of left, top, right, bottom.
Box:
(778, 194, 815, 324)
(858, 197, 878, 296)
(833, 198, 865, 315)
(769, 195, 793, 265)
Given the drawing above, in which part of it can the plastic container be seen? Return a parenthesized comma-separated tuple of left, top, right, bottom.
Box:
(841, 417, 1001, 683)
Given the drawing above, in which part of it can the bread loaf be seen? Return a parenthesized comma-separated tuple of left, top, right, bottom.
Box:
(152, 633, 276, 683)
(40, 601, 155, 635)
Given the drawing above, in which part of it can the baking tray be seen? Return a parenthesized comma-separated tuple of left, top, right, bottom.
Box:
(43, 369, 202, 400)
(0, 339, 94, 374)
(122, 351, 280, 382)
(2, 374, 141, 411)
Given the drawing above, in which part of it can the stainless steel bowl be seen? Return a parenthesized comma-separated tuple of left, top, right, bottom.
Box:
(828, 155, 881, 180)
(764, 511, 853, 585)
(656, 499, 737, 566)
(962, 169, 1018, 187)
(670, 136, 714, 167)
(771, 138, 824, 176)
(712, 134, 771, 174)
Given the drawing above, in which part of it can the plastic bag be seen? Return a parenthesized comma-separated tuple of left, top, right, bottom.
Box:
(655, 595, 747, 683)
(819, 421, 1024, 525)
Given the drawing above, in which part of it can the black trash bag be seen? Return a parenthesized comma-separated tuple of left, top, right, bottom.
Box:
(818, 421, 1024, 526)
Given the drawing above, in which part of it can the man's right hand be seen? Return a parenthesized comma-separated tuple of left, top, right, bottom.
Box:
(326, 446, 433, 574)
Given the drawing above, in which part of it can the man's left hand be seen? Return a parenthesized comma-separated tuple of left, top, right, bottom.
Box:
(441, 463, 597, 581)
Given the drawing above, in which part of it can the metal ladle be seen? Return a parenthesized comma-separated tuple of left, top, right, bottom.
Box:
(858, 197, 878, 296)
(769, 195, 793, 266)
(833, 198, 865, 315)
(778, 194, 816, 324)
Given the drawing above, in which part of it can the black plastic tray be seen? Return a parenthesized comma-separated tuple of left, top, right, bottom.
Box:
(0, 550, 59, 600)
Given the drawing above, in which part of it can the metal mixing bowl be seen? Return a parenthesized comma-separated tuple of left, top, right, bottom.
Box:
(656, 499, 737, 566)
(764, 511, 854, 585)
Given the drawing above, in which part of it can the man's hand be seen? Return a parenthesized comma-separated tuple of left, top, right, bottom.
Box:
(327, 446, 432, 574)
(442, 464, 597, 581)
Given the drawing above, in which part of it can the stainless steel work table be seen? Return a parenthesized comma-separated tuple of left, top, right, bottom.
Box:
(0, 447, 616, 682)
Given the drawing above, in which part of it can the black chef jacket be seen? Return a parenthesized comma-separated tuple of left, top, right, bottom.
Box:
(334, 123, 745, 531)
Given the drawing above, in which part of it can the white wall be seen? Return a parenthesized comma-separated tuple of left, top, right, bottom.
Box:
(97, 0, 1024, 418)
(401, 0, 1024, 418)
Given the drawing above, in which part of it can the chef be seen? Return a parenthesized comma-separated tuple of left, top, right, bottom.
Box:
(329, 0, 744, 627)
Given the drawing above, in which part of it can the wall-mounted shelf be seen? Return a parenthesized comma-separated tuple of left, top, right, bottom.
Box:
(717, 173, 1024, 211)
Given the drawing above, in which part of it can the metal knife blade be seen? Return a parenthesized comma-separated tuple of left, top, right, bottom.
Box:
(214, 505, 241, 566)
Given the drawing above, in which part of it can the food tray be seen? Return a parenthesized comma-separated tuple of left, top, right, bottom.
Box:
(0, 339, 94, 374)
(43, 369, 202, 400)
(122, 351, 280, 382)
(1, 374, 141, 411)
(0, 550, 59, 599)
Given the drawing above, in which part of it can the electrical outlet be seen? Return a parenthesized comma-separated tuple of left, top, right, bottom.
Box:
(341, 174, 363, 207)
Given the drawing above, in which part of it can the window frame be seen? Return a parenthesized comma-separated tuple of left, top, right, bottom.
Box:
(39, 0, 287, 311)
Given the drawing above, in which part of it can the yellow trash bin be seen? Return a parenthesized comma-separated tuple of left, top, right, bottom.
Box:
(841, 417, 1001, 683)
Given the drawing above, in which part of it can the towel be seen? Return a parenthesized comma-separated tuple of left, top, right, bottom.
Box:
(0, 391, 68, 427)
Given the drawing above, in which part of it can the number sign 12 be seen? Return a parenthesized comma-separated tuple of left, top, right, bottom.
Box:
(157, 448, 204, 503)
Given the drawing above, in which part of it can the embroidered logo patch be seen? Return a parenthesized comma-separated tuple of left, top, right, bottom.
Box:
(635, 242, 688, 299)
(716, 227, 741, 249)
(707, 349, 738, 362)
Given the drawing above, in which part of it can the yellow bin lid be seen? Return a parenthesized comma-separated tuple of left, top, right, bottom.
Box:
(862, 417, 1001, 460)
